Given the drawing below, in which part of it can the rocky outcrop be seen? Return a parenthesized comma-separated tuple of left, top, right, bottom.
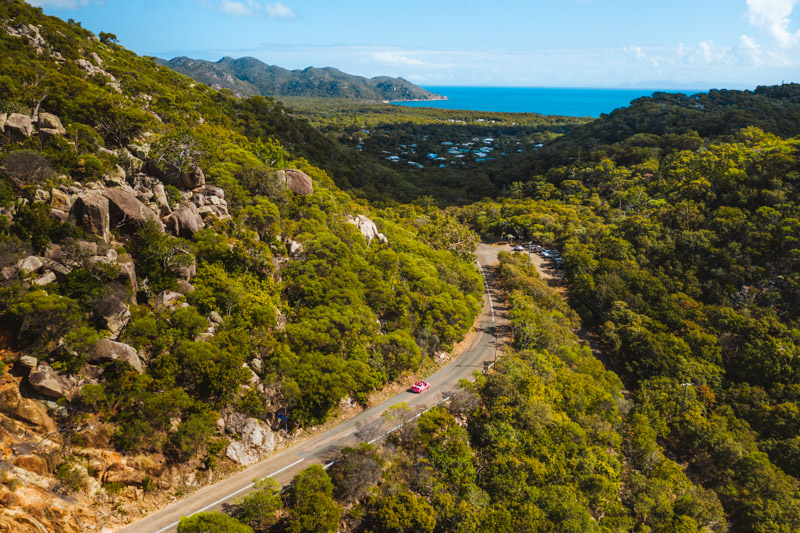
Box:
(37, 112, 66, 139)
(241, 418, 275, 451)
(69, 192, 110, 242)
(279, 169, 313, 196)
(50, 189, 72, 212)
(103, 463, 145, 487)
(104, 189, 164, 234)
(225, 441, 260, 466)
(117, 261, 138, 296)
(154, 290, 182, 310)
(147, 160, 205, 190)
(346, 214, 388, 245)
(17, 256, 43, 273)
(28, 365, 75, 400)
(223, 413, 275, 465)
(93, 294, 130, 340)
(0, 374, 56, 434)
(4, 113, 33, 141)
(181, 165, 205, 189)
(89, 339, 144, 373)
(164, 203, 204, 238)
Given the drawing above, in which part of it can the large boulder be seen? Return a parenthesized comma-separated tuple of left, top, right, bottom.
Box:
(93, 294, 130, 340)
(181, 166, 205, 189)
(17, 256, 43, 273)
(154, 290, 182, 310)
(241, 418, 275, 451)
(89, 339, 143, 373)
(164, 203, 204, 238)
(50, 189, 73, 212)
(69, 192, 110, 242)
(279, 169, 313, 196)
(225, 441, 260, 466)
(28, 365, 74, 399)
(103, 464, 145, 487)
(117, 261, 138, 296)
(0, 375, 56, 433)
(146, 159, 205, 190)
(4, 113, 33, 141)
(37, 112, 66, 139)
(104, 189, 164, 235)
(346, 214, 388, 245)
(0, 113, 6, 133)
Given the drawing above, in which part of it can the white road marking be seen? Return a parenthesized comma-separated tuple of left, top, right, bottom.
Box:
(154, 458, 306, 533)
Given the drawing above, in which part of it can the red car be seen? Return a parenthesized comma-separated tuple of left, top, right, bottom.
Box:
(411, 380, 430, 393)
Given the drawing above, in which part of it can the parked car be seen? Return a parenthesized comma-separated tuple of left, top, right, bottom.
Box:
(554, 257, 564, 268)
(411, 380, 430, 393)
(513, 245, 525, 252)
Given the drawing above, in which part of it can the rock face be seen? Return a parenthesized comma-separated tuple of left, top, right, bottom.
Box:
(104, 189, 164, 234)
(164, 203, 204, 238)
(93, 294, 130, 340)
(346, 214, 388, 245)
(17, 256, 43, 273)
(69, 192, 110, 242)
(37, 112, 66, 138)
(225, 441, 260, 466)
(4, 113, 33, 141)
(89, 339, 143, 373)
(241, 418, 275, 451)
(280, 169, 314, 196)
(50, 189, 72, 212)
(181, 166, 205, 189)
(0, 375, 56, 433)
(154, 290, 182, 310)
(28, 365, 74, 399)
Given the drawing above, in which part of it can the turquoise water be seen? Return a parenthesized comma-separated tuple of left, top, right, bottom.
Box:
(393, 86, 702, 118)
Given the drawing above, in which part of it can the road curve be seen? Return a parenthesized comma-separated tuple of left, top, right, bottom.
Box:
(119, 243, 509, 533)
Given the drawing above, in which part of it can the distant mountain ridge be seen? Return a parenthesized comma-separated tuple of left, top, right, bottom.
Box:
(160, 56, 445, 101)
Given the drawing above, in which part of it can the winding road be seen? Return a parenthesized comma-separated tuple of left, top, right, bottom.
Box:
(119, 244, 509, 533)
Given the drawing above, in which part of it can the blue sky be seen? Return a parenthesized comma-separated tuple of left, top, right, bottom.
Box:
(27, 0, 800, 88)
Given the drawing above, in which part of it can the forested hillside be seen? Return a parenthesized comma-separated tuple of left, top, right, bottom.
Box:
(0, 2, 481, 530)
(448, 121, 800, 529)
(160, 56, 444, 102)
(2, 1, 800, 532)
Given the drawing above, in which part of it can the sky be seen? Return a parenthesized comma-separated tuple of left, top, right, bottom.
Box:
(26, 0, 800, 88)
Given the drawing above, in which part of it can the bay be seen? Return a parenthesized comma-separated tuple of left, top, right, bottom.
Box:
(393, 86, 704, 118)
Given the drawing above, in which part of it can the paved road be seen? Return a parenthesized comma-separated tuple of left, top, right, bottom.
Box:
(120, 244, 509, 533)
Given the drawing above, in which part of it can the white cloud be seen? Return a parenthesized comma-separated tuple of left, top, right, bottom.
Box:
(739, 34, 763, 64)
(373, 52, 425, 66)
(220, 0, 253, 17)
(27, 0, 92, 7)
(746, 0, 800, 47)
(264, 1, 295, 18)
(212, 0, 296, 18)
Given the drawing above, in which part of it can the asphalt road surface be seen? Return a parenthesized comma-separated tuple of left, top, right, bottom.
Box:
(120, 243, 509, 533)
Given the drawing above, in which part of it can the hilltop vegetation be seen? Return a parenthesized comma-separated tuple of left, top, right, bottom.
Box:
(160, 56, 444, 102)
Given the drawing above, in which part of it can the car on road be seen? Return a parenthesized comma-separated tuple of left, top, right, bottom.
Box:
(513, 245, 525, 252)
(411, 380, 430, 393)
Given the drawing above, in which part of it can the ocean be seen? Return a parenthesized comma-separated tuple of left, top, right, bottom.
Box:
(393, 86, 703, 118)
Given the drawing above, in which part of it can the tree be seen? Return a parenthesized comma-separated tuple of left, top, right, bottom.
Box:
(177, 512, 253, 533)
(287, 465, 342, 533)
(329, 443, 383, 503)
(98, 31, 118, 44)
(235, 477, 283, 531)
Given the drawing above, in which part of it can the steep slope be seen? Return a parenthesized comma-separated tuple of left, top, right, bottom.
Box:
(160, 55, 445, 101)
(0, 2, 481, 530)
